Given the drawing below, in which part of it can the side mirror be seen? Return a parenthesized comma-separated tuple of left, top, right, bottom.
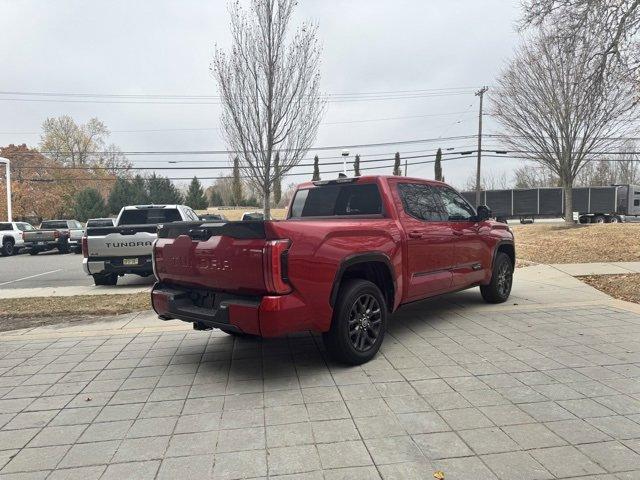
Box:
(476, 205, 492, 221)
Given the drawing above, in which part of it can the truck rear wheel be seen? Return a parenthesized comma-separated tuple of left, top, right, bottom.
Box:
(93, 273, 118, 286)
(480, 252, 513, 304)
(593, 215, 606, 224)
(323, 279, 387, 365)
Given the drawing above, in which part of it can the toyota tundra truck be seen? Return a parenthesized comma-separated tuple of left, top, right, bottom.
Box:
(151, 176, 515, 364)
(23, 219, 83, 255)
(83, 204, 200, 285)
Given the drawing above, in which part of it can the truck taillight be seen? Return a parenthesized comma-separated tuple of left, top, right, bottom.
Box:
(263, 239, 291, 295)
(81, 236, 88, 258)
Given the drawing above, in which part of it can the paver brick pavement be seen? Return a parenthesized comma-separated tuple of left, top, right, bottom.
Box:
(2, 278, 640, 478)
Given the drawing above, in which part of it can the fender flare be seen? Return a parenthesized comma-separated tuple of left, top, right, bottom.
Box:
(329, 251, 396, 307)
(491, 240, 515, 269)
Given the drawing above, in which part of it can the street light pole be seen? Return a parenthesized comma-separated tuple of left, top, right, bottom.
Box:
(475, 86, 488, 206)
(0, 157, 11, 222)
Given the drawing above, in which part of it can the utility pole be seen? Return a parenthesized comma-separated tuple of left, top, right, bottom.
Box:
(404, 158, 408, 177)
(475, 86, 488, 206)
(0, 157, 11, 222)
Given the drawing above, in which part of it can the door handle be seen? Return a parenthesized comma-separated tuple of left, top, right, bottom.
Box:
(408, 231, 423, 239)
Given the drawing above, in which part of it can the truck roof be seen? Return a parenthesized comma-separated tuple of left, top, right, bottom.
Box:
(121, 205, 183, 210)
(296, 175, 448, 189)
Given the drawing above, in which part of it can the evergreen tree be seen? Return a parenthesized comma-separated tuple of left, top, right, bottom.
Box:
(185, 177, 208, 210)
(107, 177, 131, 215)
(393, 152, 402, 176)
(232, 156, 243, 205)
(130, 174, 150, 205)
(74, 188, 107, 222)
(207, 188, 223, 207)
(434, 148, 443, 181)
(146, 174, 183, 204)
(312, 155, 320, 181)
(353, 154, 361, 176)
(273, 152, 282, 206)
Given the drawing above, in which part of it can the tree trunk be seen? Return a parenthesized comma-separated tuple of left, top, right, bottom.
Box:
(562, 179, 575, 226)
(263, 184, 271, 220)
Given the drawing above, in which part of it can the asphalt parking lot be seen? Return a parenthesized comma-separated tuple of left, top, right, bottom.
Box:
(1, 267, 640, 479)
(0, 252, 154, 290)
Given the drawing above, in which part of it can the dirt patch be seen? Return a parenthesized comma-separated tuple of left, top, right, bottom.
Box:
(0, 293, 150, 332)
(579, 274, 640, 304)
(512, 223, 640, 264)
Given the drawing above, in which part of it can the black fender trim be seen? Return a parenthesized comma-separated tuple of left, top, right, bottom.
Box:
(491, 240, 516, 270)
(329, 252, 396, 308)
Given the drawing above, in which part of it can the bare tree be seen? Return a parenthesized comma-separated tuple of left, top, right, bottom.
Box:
(463, 170, 511, 191)
(212, 0, 324, 218)
(513, 163, 559, 188)
(521, 0, 640, 82)
(40, 116, 109, 167)
(492, 30, 638, 225)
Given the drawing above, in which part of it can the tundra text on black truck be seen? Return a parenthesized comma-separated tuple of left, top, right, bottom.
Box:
(83, 204, 199, 285)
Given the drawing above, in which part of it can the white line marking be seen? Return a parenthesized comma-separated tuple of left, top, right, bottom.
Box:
(0, 269, 63, 287)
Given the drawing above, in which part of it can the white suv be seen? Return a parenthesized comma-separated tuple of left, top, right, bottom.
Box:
(0, 221, 36, 256)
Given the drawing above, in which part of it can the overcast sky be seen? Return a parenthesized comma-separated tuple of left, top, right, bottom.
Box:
(0, 0, 524, 190)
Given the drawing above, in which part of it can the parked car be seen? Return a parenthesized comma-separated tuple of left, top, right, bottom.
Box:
(23, 219, 84, 255)
(199, 213, 228, 222)
(85, 218, 115, 229)
(151, 176, 515, 364)
(241, 211, 264, 221)
(83, 204, 199, 286)
(0, 221, 36, 256)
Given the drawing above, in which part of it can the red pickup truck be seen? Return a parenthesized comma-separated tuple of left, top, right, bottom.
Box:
(151, 176, 515, 364)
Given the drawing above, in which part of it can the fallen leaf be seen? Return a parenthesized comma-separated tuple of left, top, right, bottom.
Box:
(433, 471, 445, 479)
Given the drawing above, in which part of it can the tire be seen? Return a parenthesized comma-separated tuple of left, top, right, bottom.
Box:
(593, 215, 606, 224)
(480, 252, 514, 304)
(322, 279, 387, 365)
(1, 239, 14, 256)
(608, 215, 621, 224)
(578, 215, 589, 224)
(93, 273, 118, 286)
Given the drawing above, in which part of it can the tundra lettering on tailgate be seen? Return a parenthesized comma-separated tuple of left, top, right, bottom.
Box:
(105, 241, 154, 248)
(167, 255, 231, 271)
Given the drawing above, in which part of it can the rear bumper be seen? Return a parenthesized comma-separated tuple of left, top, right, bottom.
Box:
(24, 239, 66, 249)
(151, 283, 313, 337)
(84, 255, 154, 276)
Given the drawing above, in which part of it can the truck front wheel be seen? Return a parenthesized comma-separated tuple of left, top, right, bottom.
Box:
(480, 252, 513, 304)
(1, 239, 14, 256)
(93, 273, 118, 286)
(323, 279, 387, 365)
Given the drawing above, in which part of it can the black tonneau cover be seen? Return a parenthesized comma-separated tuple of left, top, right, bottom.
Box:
(157, 221, 266, 241)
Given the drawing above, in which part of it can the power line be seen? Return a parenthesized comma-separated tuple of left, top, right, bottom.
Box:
(36, 134, 479, 156)
(0, 111, 476, 136)
(0, 86, 477, 100)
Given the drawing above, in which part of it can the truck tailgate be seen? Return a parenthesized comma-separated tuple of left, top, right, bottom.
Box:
(154, 221, 271, 295)
(85, 225, 158, 257)
(23, 230, 60, 242)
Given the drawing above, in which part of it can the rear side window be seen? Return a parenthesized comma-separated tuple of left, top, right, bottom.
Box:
(0, 223, 11, 230)
(119, 208, 182, 225)
(41, 221, 68, 229)
(17, 223, 34, 231)
(290, 183, 382, 218)
(397, 183, 447, 221)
